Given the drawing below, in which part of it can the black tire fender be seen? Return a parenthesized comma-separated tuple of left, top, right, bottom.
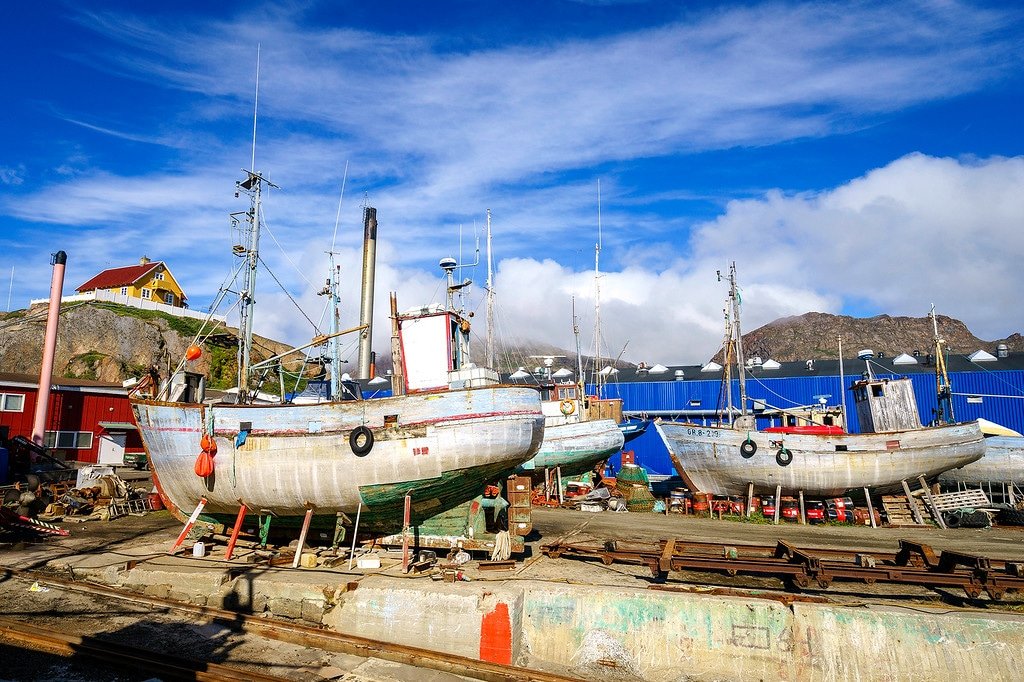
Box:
(350, 425, 374, 457)
(775, 448, 793, 467)
(943, 511, 962, 528)
(740, 439, 757, 458)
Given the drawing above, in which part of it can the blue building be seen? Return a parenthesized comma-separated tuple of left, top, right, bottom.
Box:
(592, 350, 1024, 478)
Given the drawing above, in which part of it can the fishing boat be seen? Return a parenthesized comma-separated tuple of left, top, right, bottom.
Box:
(654, 263, 985, 496)
(514, 360, 624, 479)
(940, 434, 1024, 487)
(476, 208, 624, 480)
(131, 166, 544, 533)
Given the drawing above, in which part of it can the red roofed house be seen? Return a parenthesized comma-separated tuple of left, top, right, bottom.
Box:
(76, 256, 187, 308)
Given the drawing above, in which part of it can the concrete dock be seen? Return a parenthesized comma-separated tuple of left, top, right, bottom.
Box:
(4, 505, 1023, 680)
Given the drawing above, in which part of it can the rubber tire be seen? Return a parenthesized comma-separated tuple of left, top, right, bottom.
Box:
(349, 425, 374, 457)
(740, 440, 757, 458)
(943, 511, 962, 528)
(997, 508, 1024, 526)
(775, 448, 793, 467)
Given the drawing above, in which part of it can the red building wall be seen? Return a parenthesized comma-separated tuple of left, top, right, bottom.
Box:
(0, 377, 143, 464)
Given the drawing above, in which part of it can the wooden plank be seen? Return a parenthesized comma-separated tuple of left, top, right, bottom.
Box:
(918, 476, 946, 529)
(901, 480, 925, 525)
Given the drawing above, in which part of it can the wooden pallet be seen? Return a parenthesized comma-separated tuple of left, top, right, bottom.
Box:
(881, 495, 931, 526)
(928, 489, 992, 512)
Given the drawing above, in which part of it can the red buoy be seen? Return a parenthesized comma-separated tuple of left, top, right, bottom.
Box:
(185, 345, 202, 361)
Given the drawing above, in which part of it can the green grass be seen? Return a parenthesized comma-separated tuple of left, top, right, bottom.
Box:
(90, 301, 215, 338)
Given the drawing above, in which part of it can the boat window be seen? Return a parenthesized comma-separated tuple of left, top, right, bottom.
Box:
(835, 445, 848, 451)
(871, 384, 884, 397)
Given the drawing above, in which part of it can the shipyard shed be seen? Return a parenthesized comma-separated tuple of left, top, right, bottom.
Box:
(594, 351, 1024, 478)
(0, 372, 144, 469)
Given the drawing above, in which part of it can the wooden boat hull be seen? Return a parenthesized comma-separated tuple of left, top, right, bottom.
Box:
(518, 418, 624, 478)
(654, 420, 985, 496)
(131, 386, 544, 530)
(939, 436, 1024, 486)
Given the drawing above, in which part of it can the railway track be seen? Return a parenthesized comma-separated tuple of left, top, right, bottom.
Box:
(542, 537, 1024, 600)
(1, 567, 580, 682)
(0, 617, 293, 682)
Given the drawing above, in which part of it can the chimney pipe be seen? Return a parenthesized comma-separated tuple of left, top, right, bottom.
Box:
(32, 251, 67, 446)
(356, 207, 377, 380)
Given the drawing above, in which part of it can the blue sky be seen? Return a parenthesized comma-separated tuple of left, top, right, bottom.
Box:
(2, 1, 1022, 365)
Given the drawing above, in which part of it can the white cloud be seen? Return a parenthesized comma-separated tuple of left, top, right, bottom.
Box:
(0, 166, 25, 186)
(478, 154, 1024, 365)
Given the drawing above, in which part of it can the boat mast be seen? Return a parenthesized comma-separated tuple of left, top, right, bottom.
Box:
(572, 296, 586, 416)
(838, 335, 848, 430)
(932, 304, 955, 424)
(328, 256, 342, 399)
(729, 262, 748, 416)
(485, 209, 495, 370)
(723, 305, 735, 424)
(592, 180, 602, 395)
(233, 48, 278, 401)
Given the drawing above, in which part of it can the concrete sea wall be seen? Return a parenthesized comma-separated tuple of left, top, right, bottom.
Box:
(327, 579, 1024, 681)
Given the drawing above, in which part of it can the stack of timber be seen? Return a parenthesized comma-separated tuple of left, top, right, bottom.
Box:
(881, 495, 931, 527)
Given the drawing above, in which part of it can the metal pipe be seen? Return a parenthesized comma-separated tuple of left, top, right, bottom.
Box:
(31, 251, 66, 446)
(357, 207, 377, 380)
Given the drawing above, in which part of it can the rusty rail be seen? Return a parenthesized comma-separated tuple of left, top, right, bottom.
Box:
(542, 538, 1024, 600)
(0, 617, 290, 681)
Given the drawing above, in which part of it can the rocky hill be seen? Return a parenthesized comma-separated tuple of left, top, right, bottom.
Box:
(0, 302, 296, 387)
(3, 304, 1017, 385)
(719, 312, 1022, 364)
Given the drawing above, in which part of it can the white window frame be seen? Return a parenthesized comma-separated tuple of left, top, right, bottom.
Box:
(1, 393, 25, 412)
(164, 292, 174, 305)
(44, 430, 94, 450)
(140, 288, 151, 300)
(154, 272, 165, 281)
(120, 286, 128, 296)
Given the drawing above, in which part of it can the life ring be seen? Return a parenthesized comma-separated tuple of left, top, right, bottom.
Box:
(776, 448, 793, 467)
(740, 438, 757, 458)
(350, 425, 374, 456)
(559, 399, 575, 415)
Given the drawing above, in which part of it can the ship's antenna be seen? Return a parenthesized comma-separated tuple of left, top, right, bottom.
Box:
(251, 44, 260, 173)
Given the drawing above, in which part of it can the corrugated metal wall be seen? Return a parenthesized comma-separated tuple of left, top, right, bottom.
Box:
(596, 369, 1024, 477)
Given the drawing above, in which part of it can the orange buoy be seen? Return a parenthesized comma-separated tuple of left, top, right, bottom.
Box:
(194, 450, 214, 477)
(200, 433, 218, 455)
(185, 345, 202, 361)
